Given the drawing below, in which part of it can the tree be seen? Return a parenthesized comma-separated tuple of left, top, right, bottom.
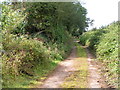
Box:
(10, 2, 90, 37)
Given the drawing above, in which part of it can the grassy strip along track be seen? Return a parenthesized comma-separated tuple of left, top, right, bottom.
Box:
(61, 44, 88, 88)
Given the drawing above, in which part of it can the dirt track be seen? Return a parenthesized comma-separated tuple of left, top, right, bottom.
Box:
(38, 46, 108, 88)
(86, 48, 108, 88)
(40, 47, 77, 88)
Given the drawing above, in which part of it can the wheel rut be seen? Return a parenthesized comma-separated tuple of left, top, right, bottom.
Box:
(37, 46, 108, 88)
(86, 48, 108, 88)
(39, 47, 77, 88)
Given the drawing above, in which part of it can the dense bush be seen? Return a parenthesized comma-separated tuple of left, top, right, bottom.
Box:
(80, 28, 106, 50)
(80, 22, 119, 88)
(1, 4, 73, 88)
(2, 33, 72, 87)
(2, 35, 51, 86)
(96, 23, 118, 87)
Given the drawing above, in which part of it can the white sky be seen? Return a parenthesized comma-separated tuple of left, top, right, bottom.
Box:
(80, 0, 119, 30)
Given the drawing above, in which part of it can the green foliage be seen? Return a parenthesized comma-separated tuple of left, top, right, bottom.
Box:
(1, 1, 89, 88)
(80, 31, 94, 46)
(2, 34, 49, 86)
(96, 23, 118, 87)
(13, 2, 89, 36)
(80, 22, 119, 88)
(24, 2, 55, 33)
(96, 23, 118, 61)
(2, 32, 73, 87)
(1, 4, 25, 34)
(77, 44, 86, 57)
(55, 2, 88, 36)
(1, 3, 73, 88)
(80, 29, 106, 50)
(50, 25, 73, 56)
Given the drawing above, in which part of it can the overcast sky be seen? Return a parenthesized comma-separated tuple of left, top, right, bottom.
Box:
(80, 0, 119, 30)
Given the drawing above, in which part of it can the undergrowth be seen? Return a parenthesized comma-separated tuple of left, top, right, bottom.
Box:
(1, 4, 73, 88)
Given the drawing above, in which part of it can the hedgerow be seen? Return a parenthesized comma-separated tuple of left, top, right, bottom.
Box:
(96, 23, 118, 87)
(80, 22, 119, 88)
(1, 4, 73, 88)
